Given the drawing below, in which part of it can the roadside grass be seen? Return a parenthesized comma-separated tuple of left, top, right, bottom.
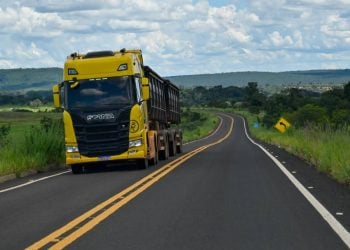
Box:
(234, 110, 350, 185)
(181, 109, 219, 143)
(0, 112, 64, 177)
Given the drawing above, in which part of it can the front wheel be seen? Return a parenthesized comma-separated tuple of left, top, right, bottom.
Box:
(137, 159, 149, 169)
(71, 164, 83, 174)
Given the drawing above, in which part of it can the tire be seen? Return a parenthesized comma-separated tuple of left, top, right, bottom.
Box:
(137, 159, 149, 169)
(71, 164, 83, 174)
(176, 140, 183, 154)
(159, 137, 169, 160)
(168, 139, 176, 157)
(149, 150, 158, 166)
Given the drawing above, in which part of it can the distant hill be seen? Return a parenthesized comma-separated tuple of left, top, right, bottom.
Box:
(0, 68, 63, 92)
(0, 68, 349, 92)
(167, 69, 350, 87)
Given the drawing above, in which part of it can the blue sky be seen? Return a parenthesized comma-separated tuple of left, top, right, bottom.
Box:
(0, 0, 350, 76)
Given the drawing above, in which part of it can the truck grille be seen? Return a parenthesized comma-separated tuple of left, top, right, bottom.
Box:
(70, 107, 131, 157)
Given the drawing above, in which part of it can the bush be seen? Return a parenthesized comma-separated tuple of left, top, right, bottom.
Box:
(331, 109, 350, 129)
(0, 124, 11, 147)
(290, 104, 328, 128)
(181, 110, 219, 142)
(262, 113, 279, 128)
(22, 118, 64, 167)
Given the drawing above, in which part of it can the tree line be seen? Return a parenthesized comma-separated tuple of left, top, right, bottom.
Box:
(0, 91, 52, 106)
(181, 82, 350, 129)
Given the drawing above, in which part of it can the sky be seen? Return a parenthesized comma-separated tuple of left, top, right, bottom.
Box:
(0, 0, 350, 76)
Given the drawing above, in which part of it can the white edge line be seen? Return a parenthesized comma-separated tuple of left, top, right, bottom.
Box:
(240, 115, 350, 248)
(0, 170, 71, 194)
(184, 116, 223, 145)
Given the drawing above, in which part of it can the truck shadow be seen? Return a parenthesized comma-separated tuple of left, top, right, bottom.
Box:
(77, 160, 142, 174)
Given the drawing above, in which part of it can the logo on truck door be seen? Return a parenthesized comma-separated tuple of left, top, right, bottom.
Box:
(86, 113, 116, 122)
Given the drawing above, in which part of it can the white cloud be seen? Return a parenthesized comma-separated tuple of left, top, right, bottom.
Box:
(320, 14, 350, 45)
(268, 31, 294, 47)
(0, 0, 349, 74)
(0, 60, 17, 68)
(0, 6, 71, 37)
(108, 20, 160, 32)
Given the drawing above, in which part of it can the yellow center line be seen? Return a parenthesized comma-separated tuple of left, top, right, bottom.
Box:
(26, 114, 234, 250)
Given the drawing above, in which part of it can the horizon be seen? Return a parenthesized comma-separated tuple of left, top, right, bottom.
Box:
(1, 67, 350, 78)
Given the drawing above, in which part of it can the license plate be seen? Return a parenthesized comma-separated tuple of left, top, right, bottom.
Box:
(98, 156, 111, 161)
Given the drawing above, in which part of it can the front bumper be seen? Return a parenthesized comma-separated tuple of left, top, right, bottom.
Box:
(66, 145, 146, 165)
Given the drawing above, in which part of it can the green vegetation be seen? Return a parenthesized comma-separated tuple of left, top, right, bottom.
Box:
(0, 68, 62, 92)
(0, 112, 64, 177)
(236, 110, 350, 184)
(181, 109, 219, 143)
(182, 81, 350, 185)
(0, 90, 52, 106)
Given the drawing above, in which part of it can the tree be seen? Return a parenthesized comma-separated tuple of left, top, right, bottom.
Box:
(331, 109, 350, 128)
(244, 82, 266, 113)
(320, 88, 345, 115)
(344, 81, 350, 101)
(290, 104, 328, 128)
(30, 98, 43, 107)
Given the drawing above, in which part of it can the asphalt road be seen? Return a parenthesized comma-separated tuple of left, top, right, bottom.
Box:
(0, 114, 349, 249)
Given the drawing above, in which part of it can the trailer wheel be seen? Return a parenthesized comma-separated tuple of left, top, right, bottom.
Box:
(149, 154, 158, 166)
(158, 136, 169, 160)
(137, 159, 149, 169)
(71, 164, 83, 174)
(176, 140, 183, 154)
(168, 138, 176, 157)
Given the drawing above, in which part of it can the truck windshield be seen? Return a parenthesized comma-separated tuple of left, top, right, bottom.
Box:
(65, 76, 134, 109)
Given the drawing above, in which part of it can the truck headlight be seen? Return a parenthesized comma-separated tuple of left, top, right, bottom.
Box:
(66, 146, 79, 153)
(129, 139, 142, 148)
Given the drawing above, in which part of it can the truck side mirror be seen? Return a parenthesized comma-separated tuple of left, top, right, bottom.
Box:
(53, 84, 61, 108)
(141, 77, 150, 101)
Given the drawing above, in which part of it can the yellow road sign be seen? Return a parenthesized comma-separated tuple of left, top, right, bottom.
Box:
(274, 117, 291, 133)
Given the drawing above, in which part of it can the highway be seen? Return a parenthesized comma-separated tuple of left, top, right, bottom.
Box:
(0, 114, 349, 249)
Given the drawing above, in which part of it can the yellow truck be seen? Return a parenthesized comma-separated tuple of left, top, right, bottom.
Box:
(53, 49, 182, 173)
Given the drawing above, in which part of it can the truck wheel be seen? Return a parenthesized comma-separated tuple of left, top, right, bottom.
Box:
(71, 164, 83, 174)
(176, 141, 183, 154)
(137, 159, 149, 169)
(158, 137, 169, 160)
(168, 140, 176, 157)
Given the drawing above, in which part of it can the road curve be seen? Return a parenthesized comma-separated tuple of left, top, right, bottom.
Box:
(0, 113, 348, 249)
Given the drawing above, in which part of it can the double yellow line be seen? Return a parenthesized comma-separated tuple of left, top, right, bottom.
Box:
(27, 115, 234, 250)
